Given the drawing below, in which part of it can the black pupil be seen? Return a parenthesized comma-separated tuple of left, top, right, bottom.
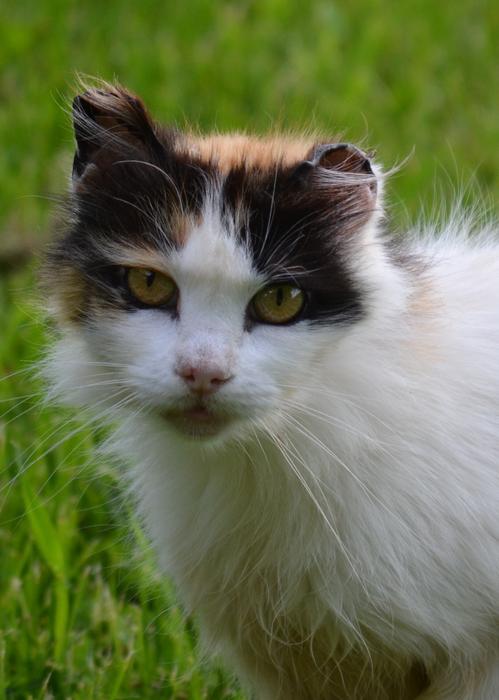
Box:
(146, 271, 155, 288)
(276, 287, 285, 306)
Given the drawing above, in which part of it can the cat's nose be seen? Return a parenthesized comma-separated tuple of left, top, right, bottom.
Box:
(176, 363, 233, 395)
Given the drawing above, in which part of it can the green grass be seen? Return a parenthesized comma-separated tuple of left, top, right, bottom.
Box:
(0, 1, 498, 697)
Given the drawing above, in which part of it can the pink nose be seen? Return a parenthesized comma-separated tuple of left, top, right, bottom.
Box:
(176, 363, 233, 395)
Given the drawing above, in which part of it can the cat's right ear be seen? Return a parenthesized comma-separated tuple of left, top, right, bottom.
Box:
(295, 143, 378, 197)
(71, 84, 164, 184)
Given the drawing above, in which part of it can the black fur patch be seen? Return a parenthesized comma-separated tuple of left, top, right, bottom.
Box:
(220, 162, 369, 325)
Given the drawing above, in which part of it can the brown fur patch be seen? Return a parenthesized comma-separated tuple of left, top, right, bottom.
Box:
(44, 266, 88, 325)
(183, 133, 316, 173)
(171, 209, 198, 247)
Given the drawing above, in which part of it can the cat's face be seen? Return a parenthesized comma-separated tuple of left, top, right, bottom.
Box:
(44, 84, 380, 442)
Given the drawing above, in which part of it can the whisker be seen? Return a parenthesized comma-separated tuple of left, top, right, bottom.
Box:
(0, 387, 132, 490)
(0, 367, 126, 426)
(265, 427, 356, 572)
(0, 365, 40, 384)
(276, 381, 397, 434)
(278, 411, 428, 551)
(26, 393, 144, 512)
(1, 390, 137, 518)
(279, 396, 382, 445)
(0, 394, 48, 427)
(264, 426, 369, 644)
(0, 391, 45, 405)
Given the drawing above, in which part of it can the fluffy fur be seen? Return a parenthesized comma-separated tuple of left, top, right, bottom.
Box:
(43, 83, 499, 699)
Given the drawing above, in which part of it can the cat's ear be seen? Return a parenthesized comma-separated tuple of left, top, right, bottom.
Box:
(71, 83, 164, 183)
(296, 143, 377, 198)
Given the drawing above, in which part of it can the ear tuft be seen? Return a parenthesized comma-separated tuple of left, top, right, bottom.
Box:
(72, 82, 163, 181)
(296, 143, 377, 196)
(310, 143, 373, 174)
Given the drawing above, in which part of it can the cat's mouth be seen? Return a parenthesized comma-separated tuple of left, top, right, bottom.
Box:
(160, 403, 231, 438)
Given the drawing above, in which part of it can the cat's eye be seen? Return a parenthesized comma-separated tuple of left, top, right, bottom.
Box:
(126, 267, 177, 307)
(250, 284, 305, 325)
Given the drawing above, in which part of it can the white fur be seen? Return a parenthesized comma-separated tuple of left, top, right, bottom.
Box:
(46, 187, 499, 699)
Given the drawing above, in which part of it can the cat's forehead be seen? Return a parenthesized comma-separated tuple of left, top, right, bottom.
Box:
(105, 197, 258, 286)
(173, 198, 254, 282)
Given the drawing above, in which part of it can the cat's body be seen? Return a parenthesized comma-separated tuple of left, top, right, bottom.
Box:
(44, 84, 499, 699)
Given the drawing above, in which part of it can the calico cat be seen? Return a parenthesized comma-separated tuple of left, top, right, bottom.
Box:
(43, 83, 499, 699)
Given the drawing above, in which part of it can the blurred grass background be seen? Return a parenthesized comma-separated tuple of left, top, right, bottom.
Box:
(0, 1, 498, 697)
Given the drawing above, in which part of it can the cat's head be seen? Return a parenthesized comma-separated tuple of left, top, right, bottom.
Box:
(43, 83, 387, 443)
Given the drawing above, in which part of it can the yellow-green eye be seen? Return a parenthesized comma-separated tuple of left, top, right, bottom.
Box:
(251, 284, 305, 324)
(126, 268, 177, 307)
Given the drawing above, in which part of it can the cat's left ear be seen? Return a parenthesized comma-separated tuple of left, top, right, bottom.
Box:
(71, 83, 164, 183)
(297, 143, 378, 198)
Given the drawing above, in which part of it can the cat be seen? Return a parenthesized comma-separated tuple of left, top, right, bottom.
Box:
(42, 83, 499, 699)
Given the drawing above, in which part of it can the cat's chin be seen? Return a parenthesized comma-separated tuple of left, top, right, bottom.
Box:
(159, 405, 233, 440)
